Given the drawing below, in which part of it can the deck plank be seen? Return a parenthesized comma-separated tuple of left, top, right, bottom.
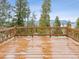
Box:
(0, 36, 79, 59)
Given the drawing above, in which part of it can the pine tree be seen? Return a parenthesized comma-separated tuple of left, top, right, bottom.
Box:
(39, 0, 51, 35)
(76, 18, 79, 28)
(15, 0, 30, 26)
(11, 18, 17, 26)
(27, 13, 36, 27)
(53, 16, 62, 34)
(53, 16, 61, 27)
(27, 13, 36, 35)
(30, 13, 36, 27)
(67, 21, 71, 28)
(39, 0, 51, 28)
(0, 0, 11, 27)
(25, 2, 30, 27)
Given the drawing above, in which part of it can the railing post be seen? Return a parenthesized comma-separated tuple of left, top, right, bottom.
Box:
(50, 27, 51, 38)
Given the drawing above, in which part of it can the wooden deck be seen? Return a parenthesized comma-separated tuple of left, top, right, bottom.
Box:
(0, 36, 79, 59)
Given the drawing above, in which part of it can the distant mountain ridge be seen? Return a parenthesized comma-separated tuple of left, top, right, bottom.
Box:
(34, 20, 76, 28)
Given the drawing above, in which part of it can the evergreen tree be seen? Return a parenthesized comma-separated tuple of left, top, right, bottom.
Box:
(26, 6, 30, 26)
(76, 18, 79, 28)
(26, 13, 36, 35)
(27, 13, 35, 28)
(67, 21, 71, 28)
(53, 16, 61, 27)
(0, 0, 11, 27)
(26, 13, 35, 27)
(39, 0, 51, 35)
(11, 18, 17, 26)
(39, 0, 51, 28)
(53, 16, 62, 34)
(15, 0, 30, 26)
(30, 13, 36, 27)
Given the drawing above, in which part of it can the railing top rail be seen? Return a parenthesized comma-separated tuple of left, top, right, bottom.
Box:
(67, 27, 79, 32)
(0, 27, 16, 32)
(16, 27, 66, 28)
(0, 26, 79, 43)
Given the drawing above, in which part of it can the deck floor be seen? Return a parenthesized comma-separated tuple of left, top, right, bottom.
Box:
(0, 36, 79, 59)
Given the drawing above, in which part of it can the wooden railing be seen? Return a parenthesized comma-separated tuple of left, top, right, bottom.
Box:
(16, 27, 79, 42)
(0, 27, 79, 43)
(67, 28, 79, 42)
(16, 27, 67, 36)
(0, 27, 16, 43)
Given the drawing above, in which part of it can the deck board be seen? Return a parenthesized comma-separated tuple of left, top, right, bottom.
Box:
(0, 36, 79, 59)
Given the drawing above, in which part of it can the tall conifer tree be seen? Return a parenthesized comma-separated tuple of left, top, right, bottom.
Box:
(76, 18, 79, 28)
(39, 0, 51, 28)
(0, 0, 11, 27)
(67, 21, 71, 28)
(53, 16, 62, 34)
(39, 0, 51, 34)
(53, 16, 61, 27)
(15, 0, 30, 26)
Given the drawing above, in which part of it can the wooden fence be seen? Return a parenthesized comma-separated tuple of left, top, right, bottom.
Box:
(16, 27, 67, 36)
(15, 27, 79, 42)
(67, 28, 79, 42)
(0, 27, 16, 43)
(0, 27, 79, 43)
